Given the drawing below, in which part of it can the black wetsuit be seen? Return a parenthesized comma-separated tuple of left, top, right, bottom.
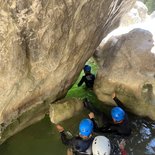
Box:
(84, 97, 131, 136)
(60, 131, 94, 155)
(78, 73, 95, 89)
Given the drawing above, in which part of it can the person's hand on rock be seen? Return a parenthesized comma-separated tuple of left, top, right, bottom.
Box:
(56, 124, 64, 132)
(112, 92, 116, 99)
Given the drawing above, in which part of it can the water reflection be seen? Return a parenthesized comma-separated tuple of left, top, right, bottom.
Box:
(146, 138, 155, 154)
(0, 112, 154, 155)
(125, 116, 155, 155)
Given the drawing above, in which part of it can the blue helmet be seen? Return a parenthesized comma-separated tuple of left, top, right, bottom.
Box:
(79, 119, 93, 137)
(84, 65, 91, 72)
(111, 107, 125, 122)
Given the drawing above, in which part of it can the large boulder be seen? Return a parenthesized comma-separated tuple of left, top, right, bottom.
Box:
(49, 98, 84, 124)
(0, 0, 136, 144)
(120, 1, 148, 26)
(94, 28, 155, 120)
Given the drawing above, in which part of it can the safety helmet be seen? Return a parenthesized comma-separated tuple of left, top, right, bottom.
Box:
(111, 107, 125, 122)
(79, 119, 93, 137)
(84, 65, 91, 72)
(92, 136, 111, 155)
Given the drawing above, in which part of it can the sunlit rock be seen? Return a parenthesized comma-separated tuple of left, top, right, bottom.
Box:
(0, 0, 136, 144)
(150, 11, 155, 19)
(94, 28, 155, 120)
(120, 1, 148, 26)
(49, 98, 83, 124)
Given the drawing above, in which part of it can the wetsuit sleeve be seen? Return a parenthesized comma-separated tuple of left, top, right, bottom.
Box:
(113, 97, 126, 110)
(91, 118, 99, 131)
(93, 74, 95, 80)
(78, 76, 85, 87)
(60, 131, 72, 146)
(91, 118, 109, 134)
(98, 124, 119, 134)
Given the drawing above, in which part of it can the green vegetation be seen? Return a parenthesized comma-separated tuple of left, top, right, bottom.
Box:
(143, 0, 155, 14)
(66, 58, 110, 114)
(66, 58, 98, 102)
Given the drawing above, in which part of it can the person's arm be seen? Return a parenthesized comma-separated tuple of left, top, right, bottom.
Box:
(112, 93, 126, 109)
(100, 124, 119, 134)
(91, 122, 120, 134)
(88, 112, 115, 134)
(78, 76, 85, 87)
(88, 112, 102, 133)
(89, 112, 110, 134)
(56, 124, 72, 146)
(60, 131, 73, 146)
(93, 74, 95, 80)
(88, 112, 98, 128)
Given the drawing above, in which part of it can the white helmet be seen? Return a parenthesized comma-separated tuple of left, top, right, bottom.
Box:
(92, 136, 111, 155)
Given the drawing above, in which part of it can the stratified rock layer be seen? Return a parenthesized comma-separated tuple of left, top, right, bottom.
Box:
(0, 0, 135, 143)
(94, 28, 155, 120)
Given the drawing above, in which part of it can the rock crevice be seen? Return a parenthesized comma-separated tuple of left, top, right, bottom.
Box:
(0, 0, 135, 143)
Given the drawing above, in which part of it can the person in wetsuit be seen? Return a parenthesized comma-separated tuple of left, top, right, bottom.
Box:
(56, 118, 94, 155)
(84, 92, 131, 137)
(78, 65, 95, 89)
(56, 117, 127, 155)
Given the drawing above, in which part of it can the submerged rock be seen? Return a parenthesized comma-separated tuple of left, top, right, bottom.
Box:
(94, 28, 155, 120)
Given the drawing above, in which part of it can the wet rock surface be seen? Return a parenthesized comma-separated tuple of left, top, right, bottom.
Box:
(0, 0, 135, 143)
(49, 98, 84, 124)
(94, 28, 155, 120)
(120, 1, 149, 26)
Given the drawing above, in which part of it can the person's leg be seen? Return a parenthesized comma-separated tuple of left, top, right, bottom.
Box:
(83, 98, 109, 123)
(83, 98, 102, 115)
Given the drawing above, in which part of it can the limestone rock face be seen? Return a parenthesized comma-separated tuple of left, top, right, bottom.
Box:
(94, 28, 155, 120)
(49, 98, 83, 124)
(120, 1, 148, 26)
(0, 0, 135, 143)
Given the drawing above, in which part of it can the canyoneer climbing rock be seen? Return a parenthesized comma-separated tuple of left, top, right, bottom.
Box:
(78, 65, 95, 89)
